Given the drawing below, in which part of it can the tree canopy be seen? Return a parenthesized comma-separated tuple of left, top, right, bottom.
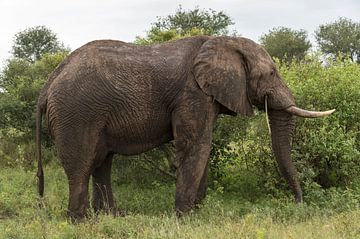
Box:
(259, 27, 311, 63)
(1, 26, 69, 142)
(315, 17, 360, 62)
(11, 26, 68, 63)
(0, 53, 68, 138)
(135, 6, 234, 44)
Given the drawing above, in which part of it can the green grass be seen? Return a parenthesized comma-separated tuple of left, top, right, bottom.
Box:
(1, 163, 360, 239)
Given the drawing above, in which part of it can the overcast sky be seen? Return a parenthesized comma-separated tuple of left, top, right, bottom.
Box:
(0, 0, 359, 66)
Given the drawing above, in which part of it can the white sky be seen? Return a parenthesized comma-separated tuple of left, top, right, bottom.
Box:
(0, 0, 359, 67)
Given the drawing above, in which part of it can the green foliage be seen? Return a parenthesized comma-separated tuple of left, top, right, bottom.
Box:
(1, 165, 360, 238)
(259, 27, 312, 63)
(0, 26, 68, 168)
(153, 5, 233, 36)
(112, 144, 176, 186)
(135, 27, 209, 45)
(210, 113, 282, 196)
(210, 114, 278, 196)
(282, 56, 360, 188)
(12, 26, 69, 63)
(0, 52, 68, 167)
(0, 52, 68, 138)
(210, 115, 250, 180)
(135, 6, 234, 44)
(315, 17, 360, 62)
(209, 55, 360, 195)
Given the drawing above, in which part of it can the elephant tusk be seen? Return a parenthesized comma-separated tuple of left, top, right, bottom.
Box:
(264, 96, 271, 136)
(285, 106, 336, 118)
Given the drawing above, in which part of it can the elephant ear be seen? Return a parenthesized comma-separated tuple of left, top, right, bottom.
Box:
(194, 38, 254, 116)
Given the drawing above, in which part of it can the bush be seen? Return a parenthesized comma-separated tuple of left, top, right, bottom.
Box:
(0, 52, 68, 167)
(284, 56, 360, 188)
(112, 144, 176, 186)
(210, 113, 286, 197)
(210, 55, 360, 193)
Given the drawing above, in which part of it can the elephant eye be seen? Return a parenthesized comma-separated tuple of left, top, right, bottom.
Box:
(270, 70, 275, 76)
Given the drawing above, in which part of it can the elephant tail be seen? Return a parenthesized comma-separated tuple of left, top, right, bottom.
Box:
(36, 103, 44, 197)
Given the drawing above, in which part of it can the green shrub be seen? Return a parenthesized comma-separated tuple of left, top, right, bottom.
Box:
(210, 114, 278, 194)
(283, 56, 360, 187)
(210, 55, 360, 193)
(0, 52, 67, 167)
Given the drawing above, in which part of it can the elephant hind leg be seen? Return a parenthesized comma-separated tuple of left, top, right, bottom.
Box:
(92, 152, 122, 215)
(67, 174, 91, 220)
(55, 127, 105, 220)
(63, 155, 95, 220)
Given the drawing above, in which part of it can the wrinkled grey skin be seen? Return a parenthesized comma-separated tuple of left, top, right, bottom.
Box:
(36, 36, 302, 220)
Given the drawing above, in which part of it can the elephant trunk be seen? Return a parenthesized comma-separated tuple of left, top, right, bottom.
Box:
(268, 109, 303, 203)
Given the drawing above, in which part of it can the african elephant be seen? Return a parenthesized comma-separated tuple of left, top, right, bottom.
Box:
(36, 36, 334, 220)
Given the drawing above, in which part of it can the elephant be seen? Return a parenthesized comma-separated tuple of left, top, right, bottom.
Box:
(35, 36, 334, 220)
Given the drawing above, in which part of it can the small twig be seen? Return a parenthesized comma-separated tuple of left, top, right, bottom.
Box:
(240, 139, 249, 170)
(265, 95, 272, 136)
(143, 155, 176, 180)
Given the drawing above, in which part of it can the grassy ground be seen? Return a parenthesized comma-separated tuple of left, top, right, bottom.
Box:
(1, 163, 360, 239)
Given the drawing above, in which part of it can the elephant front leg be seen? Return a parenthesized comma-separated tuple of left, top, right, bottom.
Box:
(175, 144, 211, 215)
(172, 105, 217, 215)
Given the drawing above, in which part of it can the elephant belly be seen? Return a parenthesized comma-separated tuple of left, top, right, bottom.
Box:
(104, 117, 173, 155)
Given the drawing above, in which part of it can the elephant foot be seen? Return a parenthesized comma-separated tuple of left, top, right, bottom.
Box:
(194, 189, 207, 207)
(295, 194, 303, 203)
(93, 205, 127, 217)
(193, 198, 205, 210)
(112, 207, 127, 217)
(176, 192, 209, 216)
(175, 199, 195, 217)
(67, 193, 90, 222)
(175, 207, 194, 217)
(67, 209, 88, 223)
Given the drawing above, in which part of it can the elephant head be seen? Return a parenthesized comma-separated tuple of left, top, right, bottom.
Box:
(194, 37, 334, 202)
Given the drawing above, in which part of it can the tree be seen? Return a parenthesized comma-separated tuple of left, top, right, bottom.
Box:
(1, 27, 68, 167)
(0, 52, 68, 138)
(315, 17, 360, 62)
(259, 27, 311, 63)
(135, 6, 234, 44)
(12, 26, 68, 63)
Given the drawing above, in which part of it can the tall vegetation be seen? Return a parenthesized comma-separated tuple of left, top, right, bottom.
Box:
(0, 26, 68, 167)
(286, 57, 360, 188)
(209, 56, 360, 194)
(259, 27, 312, 63)
(315, 17, 360, 62)
(1, 164, 360, 237)
(11, 26, 68, 63)
(135, 6, 234, 44)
